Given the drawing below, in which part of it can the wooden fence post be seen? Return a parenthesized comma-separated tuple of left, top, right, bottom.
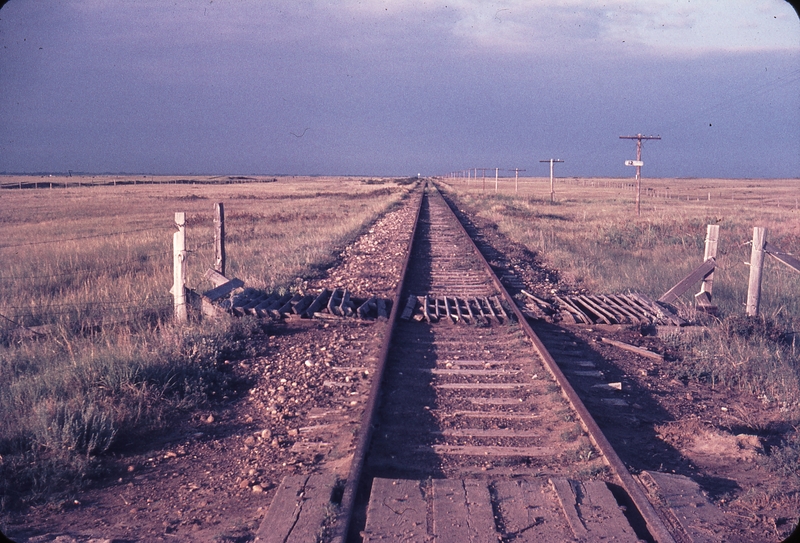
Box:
(746, 227, 766, 317)
(696, 224, 719, 304)
(173, 212, 188, 323)
(214, 203, 225, 277)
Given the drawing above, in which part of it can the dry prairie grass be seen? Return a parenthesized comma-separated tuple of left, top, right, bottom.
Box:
(0, 175, 414, 508)
(439, 176, 800, 404)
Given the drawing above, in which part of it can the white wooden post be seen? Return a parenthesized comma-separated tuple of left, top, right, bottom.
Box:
(698, 224, 719, 296)
(746, 227, 766, 317)
(214, 203, 225, 277)
(173, 212, 187, 323)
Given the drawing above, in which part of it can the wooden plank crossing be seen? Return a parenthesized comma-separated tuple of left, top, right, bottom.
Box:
(363, 477, 643, 542)
(399, 294, 514, 324)
(194, 277, 393, 321)
(555, 292, 684, 326)
(253, 473, 336, 543)
(638, 470, 728, 543)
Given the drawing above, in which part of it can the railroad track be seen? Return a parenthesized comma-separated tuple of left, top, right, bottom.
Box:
(256, 182, 730, 543)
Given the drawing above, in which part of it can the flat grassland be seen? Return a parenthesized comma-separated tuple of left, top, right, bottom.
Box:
(0, 175, 412, 508)
(1, 173, 798, 519)
(441, 176, 800, 402)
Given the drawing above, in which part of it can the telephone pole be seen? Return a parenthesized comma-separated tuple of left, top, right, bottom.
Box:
(494, 167, 504, 193)
(510, 168, 526, 194)
(539, 159, 564, 203)
(619, 134, 660, 216)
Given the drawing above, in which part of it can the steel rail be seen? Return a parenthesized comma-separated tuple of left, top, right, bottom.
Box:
(330, 181, 427, 543)
(433, 182, 676, 543)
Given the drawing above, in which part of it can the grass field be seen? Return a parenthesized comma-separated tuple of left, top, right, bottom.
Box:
(439, 176, 800, 407)
(0, 175, 414, 508)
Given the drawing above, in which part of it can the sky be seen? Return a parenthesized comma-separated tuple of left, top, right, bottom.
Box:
(0, 0, 798, 178)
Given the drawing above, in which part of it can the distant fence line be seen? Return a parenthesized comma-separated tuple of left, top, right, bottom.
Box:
(0, 176, 278, 190)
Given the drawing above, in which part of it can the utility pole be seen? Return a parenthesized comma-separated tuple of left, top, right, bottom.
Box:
(620, 134, 660, 216)
(494, 167, 503, 193)
(511, 168, 526, 194)
(539, 159, 564, 203)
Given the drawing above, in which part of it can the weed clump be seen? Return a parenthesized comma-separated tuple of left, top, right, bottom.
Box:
(665, 315, 800, 407)
(0, 318, 264, 510)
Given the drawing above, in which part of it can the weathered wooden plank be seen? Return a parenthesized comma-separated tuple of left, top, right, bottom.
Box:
(604, 294, 645, 324)
(376, 298, 388, 320)
(658, 258, 716, 304)
(601, 337, 664, 361)
(422, 295, 433, 323)
(638, 470, 728, 543)
(304, 288, 330, 317)
(482, 297, 498, 322)
(430, 445, 555, 457)
(357, 296, 376, 319)
(765, 241, 800, 274)
(467, 397, 525, 405)
(628, 293, 684, 326)
(253, 473, 335, 543)
(203, 278, 245, 303)
(443, 296, 454, 322)
(264, 293, 291, 312)
(327, 288, 343, 316)
(554, 295, 592, 324)
(241, 292, 269, 312)
(462, 297, 475, 322)
(492, 296, 509, 320)
(590, 295, 632, 323)
(443, 410, 539, 420)
(431, 479, 498, 542)
(520, 289, 552, 310)
(292, 294, 315, 315)
(493, 479, 574, 542)
(433, 428, 542, 438)
(451, 297, 463, 323)
(254, 294, 280, 317)
(421, 368, 520, 376)
(363, 478, 428, 542)
(577, 295, 616, 324)
(339, 289, 354, 317)
(435, 383, 527, 389)
(550, 478, 640, 542)
(203, 268, 230, 288)
(400, 294, 417, 320)
(277, 293, 303, 316)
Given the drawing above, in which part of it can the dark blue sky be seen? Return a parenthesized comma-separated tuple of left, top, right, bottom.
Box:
(1, 0, 798, 178)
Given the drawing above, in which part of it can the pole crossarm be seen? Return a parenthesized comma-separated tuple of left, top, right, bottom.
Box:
(619, 134, 660, 216)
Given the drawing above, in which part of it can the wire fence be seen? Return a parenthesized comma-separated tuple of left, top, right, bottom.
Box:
(0, 221, 219, 335)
